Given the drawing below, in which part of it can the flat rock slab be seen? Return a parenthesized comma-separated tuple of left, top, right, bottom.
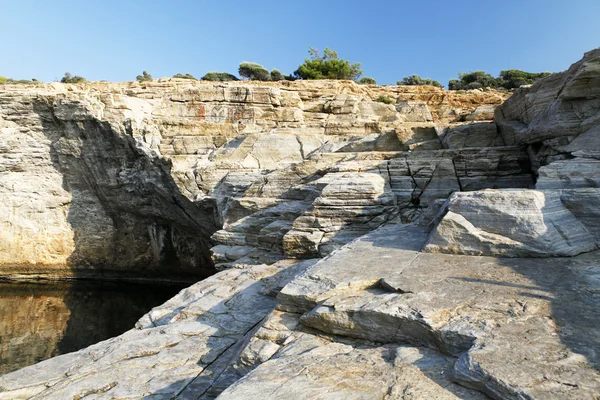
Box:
(279, 223, 600, 399)
(218, 332, 486, 400)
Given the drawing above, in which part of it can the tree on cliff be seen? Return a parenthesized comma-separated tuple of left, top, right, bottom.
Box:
(61, 72, 87, 83)
(497, 69, 551, 89)
(448, 71, 498, 90)
(397, 74, 443, 88)
(238, 62, 271, 81)
(173, 73, 197, 80)
(293, 47, 363, 81)
(201, 72, 239, 81)
(136, 71, 153, 82)
(270, 69, 284, 81)
(359, 77, 376, 84)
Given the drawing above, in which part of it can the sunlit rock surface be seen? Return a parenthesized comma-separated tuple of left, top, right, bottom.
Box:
(1, 49, 600, 399)
(0, 79, 510, 277)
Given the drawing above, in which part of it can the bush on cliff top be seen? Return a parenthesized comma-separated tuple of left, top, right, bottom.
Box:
(293, 47, 363, 81)
(270, 69, 284, 81)
(173, 73, 197, 80)
(239, 62, 271, 81)
(0, 76, 7, 84)
(359, 77, 376, 85)
(398, 74, 443, 88)
(201, 72, 239, 81)
(497, 69, 552, 89)
(136, 71, 153, 82)
(448, 69, 551, 90)
(61, 72, 87, 84)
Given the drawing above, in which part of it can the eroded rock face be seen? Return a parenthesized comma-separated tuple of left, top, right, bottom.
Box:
(496, 48, 600, 186)
(0, 90, 218, 279)
(0, 79, 512, 277)
(2, 48, 600, 399)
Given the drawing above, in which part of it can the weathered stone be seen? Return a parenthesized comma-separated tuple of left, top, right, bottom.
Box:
(219, 333, 486, 400)
(424, 189, 599, 257)
(279, 224, 600, 399)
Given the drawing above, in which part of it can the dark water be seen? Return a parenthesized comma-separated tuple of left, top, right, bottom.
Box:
(0, 280, 188, 376)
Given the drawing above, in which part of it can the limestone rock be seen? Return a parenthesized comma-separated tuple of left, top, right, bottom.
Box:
(495, 48, 600, 171)
(464, 105, 497, 121)
(279, 224, 600, 399)
(423, 189, 599, 257)
(219, 333, 486, 400)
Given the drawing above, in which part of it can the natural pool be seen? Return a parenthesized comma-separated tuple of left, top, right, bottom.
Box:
(0, 280, 188, 376)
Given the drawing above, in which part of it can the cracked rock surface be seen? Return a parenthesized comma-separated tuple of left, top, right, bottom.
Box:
(1, 49, 600, 399)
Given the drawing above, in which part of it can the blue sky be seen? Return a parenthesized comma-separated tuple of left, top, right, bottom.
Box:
(1, 0, 599, 86)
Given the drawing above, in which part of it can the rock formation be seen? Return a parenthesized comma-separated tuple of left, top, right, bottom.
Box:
(1, 49, 599, 399)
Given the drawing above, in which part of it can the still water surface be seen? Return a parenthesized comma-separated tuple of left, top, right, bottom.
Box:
(0, 280, 187, 376)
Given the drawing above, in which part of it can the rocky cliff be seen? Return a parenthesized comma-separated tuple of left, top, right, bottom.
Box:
(1, 49, 599, 399)
(0, 78, 509, 279)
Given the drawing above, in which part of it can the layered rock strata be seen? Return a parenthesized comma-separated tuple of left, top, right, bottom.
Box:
(0, 79, 511, 277)
(1, 49, 600, 399)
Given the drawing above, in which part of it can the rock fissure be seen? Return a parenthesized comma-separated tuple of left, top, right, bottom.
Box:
(2, 50, 600, 399)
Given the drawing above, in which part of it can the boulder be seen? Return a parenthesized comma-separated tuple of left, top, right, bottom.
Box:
(423, 189, 598, 257)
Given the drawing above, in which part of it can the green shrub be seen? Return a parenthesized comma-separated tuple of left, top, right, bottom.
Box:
(136, 71, 153, 82)
(448, 71, 497, 90)
(359, 77, 376, 85)
(61, 72, 87, 83)
(201, 72, 239, 81)
(294, 47, 363, 81)
(467, 81, 483, 90)
(397, 74, 443, 88)
(270, 69, 284, 81)
(173, 73, 196, 80)
(497, 69, 551, 89)
(376, 96, 393, 104)
(239, 62, 270, 81)
(0, 76, 6, 84)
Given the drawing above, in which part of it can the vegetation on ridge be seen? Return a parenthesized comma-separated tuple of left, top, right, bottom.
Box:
(3, 48, 553, 88)
(293, 47, 363, 81)
(239, 62, 271, 81)
(448, 69, 551, 90)
(201, 72, 239, 81)
(61, 72, 86, 84)
(398, 74, 443, 88)
(173, 73, 196, 80)
(136, 71, 153, 82)
(359, 77, 376, 85)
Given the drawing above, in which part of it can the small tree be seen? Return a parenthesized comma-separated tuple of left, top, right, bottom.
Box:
(448, 71, 498, 90)
(270, 69, 284, 81)
(173, 73, 196, 80)
(497, 69, 551, 89)
(61, 72, 87, 83)
(294, 47, 363, 81)
(136, 71, 153, 82)
(239, 62, 270, 81)
(0, 76, 7, 84)
(359, 77, 376, 85)
(397, 74, 443, 88)
(201, 72, 239, 81)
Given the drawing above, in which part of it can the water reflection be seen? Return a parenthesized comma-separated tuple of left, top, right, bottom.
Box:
(0, 280, 187, 376)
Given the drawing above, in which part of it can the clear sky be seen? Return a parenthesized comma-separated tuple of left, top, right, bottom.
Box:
(1, 0, 599, 86)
